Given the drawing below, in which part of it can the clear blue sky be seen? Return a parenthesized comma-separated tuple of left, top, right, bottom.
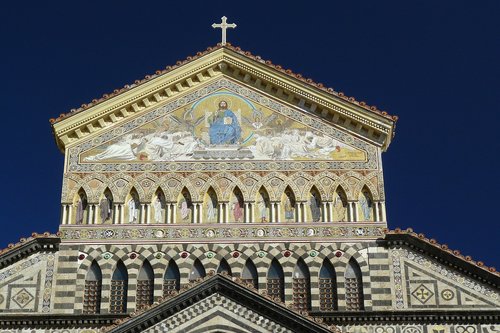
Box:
(1, 1, 498, 268)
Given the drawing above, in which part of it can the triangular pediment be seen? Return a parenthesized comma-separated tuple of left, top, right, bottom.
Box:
(52, 46, 396, 155)
(106, 274, 333, 333)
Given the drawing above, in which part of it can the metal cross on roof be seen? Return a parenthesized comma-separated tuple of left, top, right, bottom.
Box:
(212, 16, 237, 46)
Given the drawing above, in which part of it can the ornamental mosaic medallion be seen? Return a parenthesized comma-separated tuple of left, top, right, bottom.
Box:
(71, 79, 377, 173)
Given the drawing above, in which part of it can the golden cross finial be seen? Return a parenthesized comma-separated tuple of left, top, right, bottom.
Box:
(212, 16, 237, 46)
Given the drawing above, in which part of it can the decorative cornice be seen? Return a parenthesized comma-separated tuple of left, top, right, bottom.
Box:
(384, 228, 500, 286)
(0, 233, 60, 269)
(50, 43, 396, 125)
(50, 44, 397, 152)
(0, 314, 125, 329)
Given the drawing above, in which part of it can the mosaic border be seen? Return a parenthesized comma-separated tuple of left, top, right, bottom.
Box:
(68, 78, 379, 173)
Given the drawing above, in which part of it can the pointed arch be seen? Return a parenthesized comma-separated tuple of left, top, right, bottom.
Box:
(332, 186, 348, 222)
(358, 186, 374, 221)
(136, 260, 154, 310)
(319, 259, 337, 311)
(125, 187, 141, 223)
(177, 187, 193, 224)
(164, 259, 180, 297)
(307, 186, 322, 222)
(230, 186, 244, 223)
(110, 261, 128, 314)
(190, 258, 206, 281)
(282, 186, 296, 223)
(267, 258, 284, 302)
(241, 259, 258, 289)
(217, 258, 232, 276)
(98, 187, 114, 224)
(293, 258, 311, 311)
(83, 261, 102, 314)
(345, 258, 364, 310)
(74, 188, 88, 225)
(256, 186, 270, 223)
(152, 187, 167, 224)
(204, 186, 219, 223)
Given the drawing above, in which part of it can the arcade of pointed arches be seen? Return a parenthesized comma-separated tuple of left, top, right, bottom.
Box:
(61, 172, 385, 225)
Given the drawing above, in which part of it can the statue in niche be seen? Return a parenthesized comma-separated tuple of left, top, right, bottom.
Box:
(284, 194, 294, 222)
(359, 191, 372, 221)
(208, 100, 241, 145)
(232, 194, 243, 222)
(99, 194, 113, 223)
(128, 194, 139, 223)
(179, 197, 191, 222)
(309, 193, 321, 222)
(153, 195, 163, 223)
(332, 192, 346, 222)
(75, 196, 87, 224)
(206, 193, 217, 222)
(258, 194, 268, 223)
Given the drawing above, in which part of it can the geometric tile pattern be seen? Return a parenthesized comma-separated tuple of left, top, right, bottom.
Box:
(142, 293, 293, 333)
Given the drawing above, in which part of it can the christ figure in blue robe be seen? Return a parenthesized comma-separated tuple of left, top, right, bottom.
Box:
(208, 100, 241, 145)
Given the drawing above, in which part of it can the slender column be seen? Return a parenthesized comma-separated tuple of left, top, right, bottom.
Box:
(225, 203, 229, 223)
(329, 202, 333, 222)
(165, 204, 171, 224)
(270, 203, 275, 223)
(61, 205, 68, 225)
(275, 202, 281, 223)
(198, 203, 203, 224)
(192, 204, 197, 224)
(250, 203, 255, 223)
(120, 204, 124, 224)
(297, 203, 302, 223)
(244, 203, 249, 223)
(218, 203, 224, 223)
(146, 204, 151, 224)
(322, 202, 328, 222)
(139, 204, 145, 224)
(68, 205, 73, 225)
(172, 203, 177, 224)
(374, 202, 380, 222)
(380, 202, 387, 222)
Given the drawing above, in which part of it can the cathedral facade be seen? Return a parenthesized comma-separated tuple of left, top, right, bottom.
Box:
(0, 44, 498, 333)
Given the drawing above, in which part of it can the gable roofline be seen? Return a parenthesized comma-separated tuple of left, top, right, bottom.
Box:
(0, 233, 60, 269)
(51, 44, 397, 152)
(50, 43, 397, 125)
(384, 228, 500, 286)
(104, 272, 335, 333)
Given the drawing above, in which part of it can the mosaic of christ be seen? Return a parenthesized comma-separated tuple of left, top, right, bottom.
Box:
(81, 91, 366, 162)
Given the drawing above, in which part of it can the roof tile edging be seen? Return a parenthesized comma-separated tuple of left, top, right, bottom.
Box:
(50, 43, 397, 125)
(384, 228, 498, 276)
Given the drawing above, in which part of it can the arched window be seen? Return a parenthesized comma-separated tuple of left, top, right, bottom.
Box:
(282, 187, 296, 223)
(163, 260, 180, 297)
(241, 259, 258, 289)
(345, 259, 364, 311)
(136, 260, 154, 310)
(267, 259, 284, 302)
(217, 258, 232, 276)
(292, 258, 311, 311)
(110, 261, 128, 314)
(319, 259, 337, 311)
(190, 259, 206, 281)
(83, 261, 102, 314)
